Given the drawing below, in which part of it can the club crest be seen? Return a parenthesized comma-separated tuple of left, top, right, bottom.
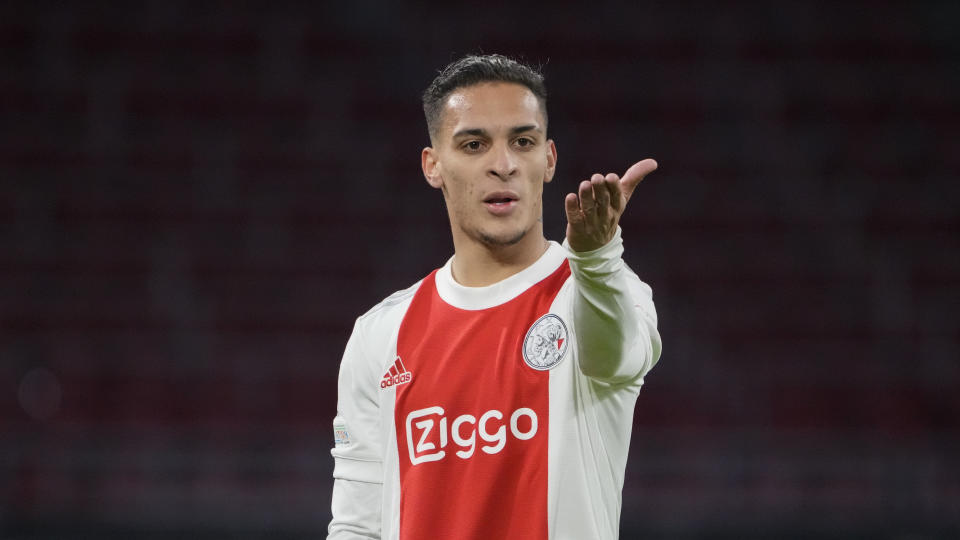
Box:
(522, 314, 569, 371)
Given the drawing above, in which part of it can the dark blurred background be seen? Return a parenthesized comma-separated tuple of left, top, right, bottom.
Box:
(2, 1, 958, 538)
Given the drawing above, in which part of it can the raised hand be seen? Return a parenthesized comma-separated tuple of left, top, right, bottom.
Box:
(564, 159, 658, 252)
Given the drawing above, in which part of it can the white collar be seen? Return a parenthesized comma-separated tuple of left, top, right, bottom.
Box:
(435, 241, 568, 310)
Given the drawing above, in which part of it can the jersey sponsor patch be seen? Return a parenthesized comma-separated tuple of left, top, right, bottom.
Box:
(404, 405, 539, 466)
(333, 416, 351, 447)
(380, 356, 413, 389)
(522, 313, 568, 370)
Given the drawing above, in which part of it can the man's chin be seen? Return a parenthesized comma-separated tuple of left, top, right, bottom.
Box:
(471, 227, 528, 248)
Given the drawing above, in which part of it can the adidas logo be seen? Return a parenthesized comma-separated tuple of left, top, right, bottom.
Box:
(380, 357, 413, 389)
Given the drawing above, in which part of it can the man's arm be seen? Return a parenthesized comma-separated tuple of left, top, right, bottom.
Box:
(328, 323, 383, 539)
(563, 159, 662, 382)
(563, 227, 661, 382)
(329, 478, 381, 539)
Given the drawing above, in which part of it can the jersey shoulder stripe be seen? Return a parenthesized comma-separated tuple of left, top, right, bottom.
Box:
(356, 279, 423, 323)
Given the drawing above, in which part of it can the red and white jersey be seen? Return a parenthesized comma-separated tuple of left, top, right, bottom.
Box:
(329, 231, 661, 540)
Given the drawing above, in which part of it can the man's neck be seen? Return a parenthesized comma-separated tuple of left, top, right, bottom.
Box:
(449, 229, 550, 287)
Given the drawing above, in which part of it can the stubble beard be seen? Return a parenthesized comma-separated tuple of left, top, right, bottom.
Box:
(479, 228, 528, 247)
(463, 222, 531, 248)
(462, 204, 545, 249)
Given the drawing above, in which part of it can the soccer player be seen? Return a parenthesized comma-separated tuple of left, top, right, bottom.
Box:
(328, 54, 662, 539)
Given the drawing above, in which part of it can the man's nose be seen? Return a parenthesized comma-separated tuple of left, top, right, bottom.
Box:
(487, 143, 518, 180)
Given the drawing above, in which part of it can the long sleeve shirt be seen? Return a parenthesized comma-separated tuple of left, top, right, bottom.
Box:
(328, 229, 661, 539)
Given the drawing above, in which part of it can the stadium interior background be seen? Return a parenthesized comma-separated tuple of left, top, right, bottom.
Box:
(3, 2, 958, 538)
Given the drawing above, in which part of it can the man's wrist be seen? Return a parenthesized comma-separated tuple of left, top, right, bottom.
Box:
(563, 227, 626, 283)
(563, 226, 623, 260)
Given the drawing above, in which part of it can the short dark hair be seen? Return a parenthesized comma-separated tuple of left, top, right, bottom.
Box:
(422, 54, 548, 141)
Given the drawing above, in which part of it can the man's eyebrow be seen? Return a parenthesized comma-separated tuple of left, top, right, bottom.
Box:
(510, 124, 542, 135)
(452, 125, 543, 138)
(452, 128, 488, 138)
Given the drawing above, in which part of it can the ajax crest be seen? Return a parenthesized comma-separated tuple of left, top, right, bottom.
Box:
(522, 313, 568, 370)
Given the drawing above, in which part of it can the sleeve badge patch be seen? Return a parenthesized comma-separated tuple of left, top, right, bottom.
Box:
(333, 416, 352, 447)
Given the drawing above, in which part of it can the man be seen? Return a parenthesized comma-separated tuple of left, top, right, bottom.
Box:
(328, 54, 661, 539)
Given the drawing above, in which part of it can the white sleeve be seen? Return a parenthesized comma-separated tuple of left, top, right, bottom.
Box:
(563, 227, 662, 384)
(329, 479, 381, 539)
(328, 321, 383, 539)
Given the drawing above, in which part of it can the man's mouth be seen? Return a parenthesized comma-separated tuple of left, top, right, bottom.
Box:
(483, 192, 518, 205)
(483, 192, 519, 214)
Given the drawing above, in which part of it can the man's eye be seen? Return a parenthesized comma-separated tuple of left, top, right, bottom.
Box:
(515, 137, 535, 147)
(463, 141, 483, 152)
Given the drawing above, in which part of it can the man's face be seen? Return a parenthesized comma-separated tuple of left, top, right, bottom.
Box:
(422, 82, 557, 249)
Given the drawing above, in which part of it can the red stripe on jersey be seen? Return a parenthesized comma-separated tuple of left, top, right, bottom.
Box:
(394, 262, 571, 540)
(390, 365, 399, 377)
(396, 358, 407, 373)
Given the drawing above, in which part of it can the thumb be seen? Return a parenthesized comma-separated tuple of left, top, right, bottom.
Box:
(619, 158, 658, 203)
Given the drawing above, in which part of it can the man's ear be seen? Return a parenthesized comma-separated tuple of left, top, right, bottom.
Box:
(543, 139, 558, 184)
(422, 147, 443, 189)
